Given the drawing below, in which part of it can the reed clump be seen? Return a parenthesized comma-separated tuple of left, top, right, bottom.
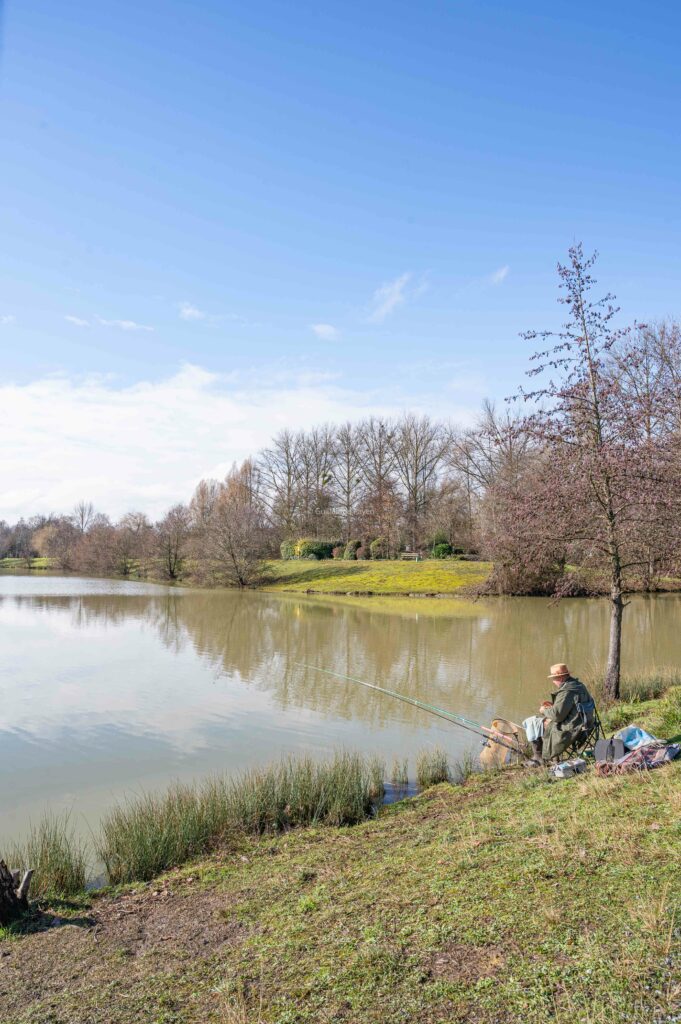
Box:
(416, 747, 450, 788)
(99, 752, 384, 885)
(8, 813, 88, 898)
(391, 758, 409, 787)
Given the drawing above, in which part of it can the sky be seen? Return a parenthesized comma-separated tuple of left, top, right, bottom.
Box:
(1, 0, 680, 519)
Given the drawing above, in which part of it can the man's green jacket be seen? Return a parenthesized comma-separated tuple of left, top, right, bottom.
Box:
(543, 676, 594, 761)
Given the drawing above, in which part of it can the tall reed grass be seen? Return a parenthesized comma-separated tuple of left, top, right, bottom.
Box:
(391, 758, 409, 787)
(98, 752, 385, 885)
(7, 813, 88, 898)
(590, 668, 681, 705)
(416, 747, 450, 788)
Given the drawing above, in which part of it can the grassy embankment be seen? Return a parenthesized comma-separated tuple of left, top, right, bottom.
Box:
(1, 683, 680, 1023)
(263, 557, 491, 595)
(0, 555, 492, 596)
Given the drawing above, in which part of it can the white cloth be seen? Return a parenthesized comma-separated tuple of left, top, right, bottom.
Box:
(523, 715, 545, 742)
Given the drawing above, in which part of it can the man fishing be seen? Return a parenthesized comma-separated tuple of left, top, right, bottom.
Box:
(527, 663, 596, 763)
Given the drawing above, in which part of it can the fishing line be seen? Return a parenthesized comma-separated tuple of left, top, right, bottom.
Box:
(296, 663, 526, 759)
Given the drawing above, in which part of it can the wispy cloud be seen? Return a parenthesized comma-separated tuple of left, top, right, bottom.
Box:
(64, 315, 90, 327)
(310, 323, 339, 341)
(179, 301, 207, 322)
(97, 317, 155, 332)
(367, 272, 411, 323)
(489, 265, 509, 285)
(0, 314, 16, 326)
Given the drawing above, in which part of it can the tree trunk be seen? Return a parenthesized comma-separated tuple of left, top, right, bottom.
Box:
(603, 588, 623, 702)
(0, 860, 33, 926)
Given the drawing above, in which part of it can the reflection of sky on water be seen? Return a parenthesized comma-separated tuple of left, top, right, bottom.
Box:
(1, 576, 678, 842)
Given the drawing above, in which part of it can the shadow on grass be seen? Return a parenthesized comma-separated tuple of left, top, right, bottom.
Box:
(3, 903, 96, 938)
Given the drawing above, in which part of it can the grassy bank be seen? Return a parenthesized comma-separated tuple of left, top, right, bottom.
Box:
(263, 557, 491, 594)
(0, 555, 491, 596)
(0, 556, 51, 572)
(2, 689, 680, 1023)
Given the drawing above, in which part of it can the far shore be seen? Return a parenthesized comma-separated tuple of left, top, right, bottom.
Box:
(4, 557, 681, 599)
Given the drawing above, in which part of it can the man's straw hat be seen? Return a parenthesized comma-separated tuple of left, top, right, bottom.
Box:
(548, 663, 570, 679)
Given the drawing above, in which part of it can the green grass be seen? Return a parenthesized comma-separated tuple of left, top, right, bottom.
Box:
(262, 557, 491, 594)
(2, 691, 680, 1022)
(0, 556, 51, 571)
(7, 813, 88, 898)
(3, 757, 680, 1022)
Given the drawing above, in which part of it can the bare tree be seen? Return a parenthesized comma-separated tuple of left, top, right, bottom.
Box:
(356, 417, 400, 548)
(258, 430, 302, 537)
(391, 413, 448, 550)
(333, 422, 363, 542)
(201, 463, 268, 586)
(515, 245, 679, 699)
(297, 426, 336, 536)
(72, 501, 96, 534)
(156, 505, 191, 580)
(44, 518, 80, 571)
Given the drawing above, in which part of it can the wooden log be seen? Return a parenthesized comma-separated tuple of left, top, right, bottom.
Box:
(0, 859, 32, 925)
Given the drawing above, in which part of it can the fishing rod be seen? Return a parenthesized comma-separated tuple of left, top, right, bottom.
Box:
(297, 663, 527, 759)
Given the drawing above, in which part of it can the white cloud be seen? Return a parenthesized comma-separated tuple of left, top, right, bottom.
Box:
(64, 315, 91, 327)
(489, 265, 510, 285)
(0, 315, 16, 325)
(367, 272, 412, 323)
(310, 323, 339, 341)
(0, 364, 479, 521)
(96, 317, 155, 332)
(179, 302, 207, 321)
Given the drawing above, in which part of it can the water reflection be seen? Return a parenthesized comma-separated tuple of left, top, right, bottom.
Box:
(0, 576, 677, 841)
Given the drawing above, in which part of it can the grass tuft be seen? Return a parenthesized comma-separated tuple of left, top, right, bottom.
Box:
(390, 758, 409, 787)
(99, 752, 384, 885)
(415, 747, 450, 788)
(7, 813, 88, 898)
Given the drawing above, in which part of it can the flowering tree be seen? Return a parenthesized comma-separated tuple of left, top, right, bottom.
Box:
(515, 245, 678, 700)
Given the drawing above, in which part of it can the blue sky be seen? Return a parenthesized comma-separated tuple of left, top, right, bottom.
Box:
(1, 0, 680, 517)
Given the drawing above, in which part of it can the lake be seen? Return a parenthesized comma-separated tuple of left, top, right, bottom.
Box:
(1, 575, 677, 844)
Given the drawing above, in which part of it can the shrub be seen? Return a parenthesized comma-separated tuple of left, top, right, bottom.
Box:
(280, 540, 296, 560)
(332, 546, 343, 559)
(432, 542, 452, 559)
(416, 748, 450, 788)
(369, 536, 388, 560)
(343, 539, 361, 560)
(296, 539, 336, 560)
(356, 546, 369, 560)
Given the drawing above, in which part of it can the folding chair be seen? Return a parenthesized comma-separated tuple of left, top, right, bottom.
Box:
(561, 704, 605, 761)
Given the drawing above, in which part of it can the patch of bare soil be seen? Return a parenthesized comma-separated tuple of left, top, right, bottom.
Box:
(0, 872, 251, 1021)
(428, 942, 507, 984)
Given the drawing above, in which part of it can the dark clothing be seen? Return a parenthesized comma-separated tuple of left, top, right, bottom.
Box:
(535, 676, 595, 762)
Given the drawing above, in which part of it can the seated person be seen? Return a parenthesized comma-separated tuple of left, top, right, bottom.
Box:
(530, 663, 595, 763)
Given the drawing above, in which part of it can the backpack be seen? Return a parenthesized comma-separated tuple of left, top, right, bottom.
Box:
(594, 737, 626, 763)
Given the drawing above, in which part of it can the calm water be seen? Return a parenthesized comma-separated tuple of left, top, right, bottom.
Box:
(1, 575, 679, 842)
